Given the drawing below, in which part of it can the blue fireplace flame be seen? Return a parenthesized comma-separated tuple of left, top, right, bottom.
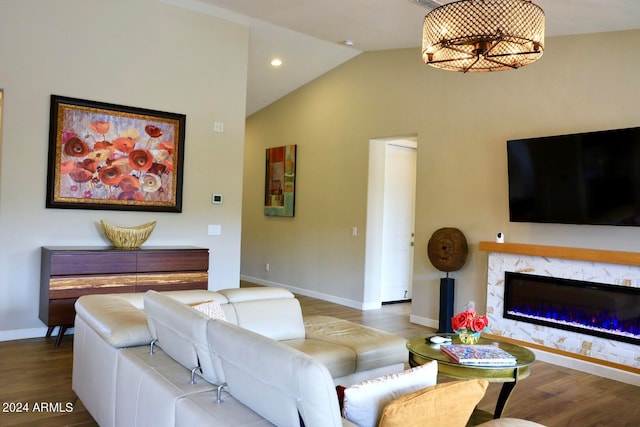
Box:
(504, 272, 640, 345)
(510, 303, 640, 338)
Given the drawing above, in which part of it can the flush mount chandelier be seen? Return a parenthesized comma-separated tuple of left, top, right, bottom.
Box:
(422, 0, 545, 73)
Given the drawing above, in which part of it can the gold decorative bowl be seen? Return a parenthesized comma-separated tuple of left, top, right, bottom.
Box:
(100, 220, 157, 249)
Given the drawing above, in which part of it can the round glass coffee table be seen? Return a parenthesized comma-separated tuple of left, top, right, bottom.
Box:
(407, 333, 535, 419)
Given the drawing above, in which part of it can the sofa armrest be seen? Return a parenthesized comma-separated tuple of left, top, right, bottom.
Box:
(75, 295, 152, 347)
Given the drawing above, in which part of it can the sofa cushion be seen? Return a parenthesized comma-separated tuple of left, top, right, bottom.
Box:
(378, 379, 489, 427)
(304, 315, 407, 371)
(283, 338, 356, 378)
(339, 361, 438, 427)
(230, 298, 306, 341)
(207, 319, 345, 427)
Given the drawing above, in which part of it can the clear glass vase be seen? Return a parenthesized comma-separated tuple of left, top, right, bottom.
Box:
(458, 331, 480, 345)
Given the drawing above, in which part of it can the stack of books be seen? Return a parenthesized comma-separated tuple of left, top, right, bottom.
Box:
(440, 344, 517, 366)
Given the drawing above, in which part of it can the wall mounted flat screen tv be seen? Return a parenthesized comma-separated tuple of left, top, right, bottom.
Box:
(507, 127, 640, 226)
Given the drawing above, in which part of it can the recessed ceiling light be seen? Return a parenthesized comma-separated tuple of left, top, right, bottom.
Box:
(270, 58, 282, 67)
(343, 40, 355, 46)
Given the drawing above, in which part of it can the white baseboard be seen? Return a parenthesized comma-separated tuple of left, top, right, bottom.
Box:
(240, 275, 380, 310)
(409, 313, 439, 330)
(0, 326, 74, 342)
(531, 347, 640, 386)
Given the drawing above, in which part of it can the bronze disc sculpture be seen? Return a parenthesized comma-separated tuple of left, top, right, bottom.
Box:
(427, 227, 468, 333)
(427, 227, 468, 273)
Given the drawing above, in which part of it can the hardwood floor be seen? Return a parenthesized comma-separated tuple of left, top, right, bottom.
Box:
(0, 288, 638, 426)
(0, 337, 96, 427)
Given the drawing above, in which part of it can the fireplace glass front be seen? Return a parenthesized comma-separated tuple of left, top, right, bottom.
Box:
(504, 272, 640, 345)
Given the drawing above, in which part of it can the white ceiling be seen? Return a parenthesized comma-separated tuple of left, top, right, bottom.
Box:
(165, 0, 640, 115)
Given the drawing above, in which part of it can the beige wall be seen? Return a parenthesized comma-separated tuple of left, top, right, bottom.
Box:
(242, 30, 640, 324)
(0, 0, 249, 337)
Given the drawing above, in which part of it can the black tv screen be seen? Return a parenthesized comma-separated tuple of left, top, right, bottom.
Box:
(507, 127, 640, 226)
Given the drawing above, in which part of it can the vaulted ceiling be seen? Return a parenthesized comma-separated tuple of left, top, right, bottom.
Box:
(170, 0, 640, 115)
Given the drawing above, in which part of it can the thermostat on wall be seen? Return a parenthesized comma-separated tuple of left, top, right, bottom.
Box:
(212, 194, 223, 204)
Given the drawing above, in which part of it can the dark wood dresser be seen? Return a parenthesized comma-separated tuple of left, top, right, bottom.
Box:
(40, 246, 209, 345)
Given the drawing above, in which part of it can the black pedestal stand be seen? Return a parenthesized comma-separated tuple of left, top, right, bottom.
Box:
(438, 276, 455, 333)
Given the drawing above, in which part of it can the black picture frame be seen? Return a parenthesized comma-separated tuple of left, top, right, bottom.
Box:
(46, 95, 186, 212)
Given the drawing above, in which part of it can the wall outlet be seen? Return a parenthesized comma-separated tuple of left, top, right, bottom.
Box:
(265, 263, 270, 272)
(207, 224, 221, 235)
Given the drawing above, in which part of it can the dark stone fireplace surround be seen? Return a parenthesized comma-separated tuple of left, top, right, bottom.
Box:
(480, 241, 640, 372)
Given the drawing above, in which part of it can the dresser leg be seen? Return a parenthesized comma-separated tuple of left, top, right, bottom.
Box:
(55, 326, 69, 347)
(46, 326, 56, 338)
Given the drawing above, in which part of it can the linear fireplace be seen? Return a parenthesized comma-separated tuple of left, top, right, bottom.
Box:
(504, 272, 640, 345)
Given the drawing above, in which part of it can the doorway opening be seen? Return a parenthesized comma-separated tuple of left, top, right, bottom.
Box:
(364, 136, 417, 308)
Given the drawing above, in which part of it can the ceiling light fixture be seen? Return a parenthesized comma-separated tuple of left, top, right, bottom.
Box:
(270, 58, 283, 67)
(422, 0, 545, 73)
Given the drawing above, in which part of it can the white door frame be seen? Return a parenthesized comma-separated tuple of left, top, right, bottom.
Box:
(363, 136, 417, 309)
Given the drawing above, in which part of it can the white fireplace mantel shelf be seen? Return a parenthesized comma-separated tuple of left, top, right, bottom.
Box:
(479, 241, 640, 267)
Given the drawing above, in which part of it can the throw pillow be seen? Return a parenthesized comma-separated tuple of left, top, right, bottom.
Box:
(189, 300, 227, 321)
(340, 361, 438, 427)
(378, 379, 489, 427)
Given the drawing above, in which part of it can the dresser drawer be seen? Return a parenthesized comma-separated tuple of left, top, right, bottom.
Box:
(136, 249, 209, 272)
(42, 298, 77, 326)
(136, 272, 209, 292)
(48, 251, 137, 275)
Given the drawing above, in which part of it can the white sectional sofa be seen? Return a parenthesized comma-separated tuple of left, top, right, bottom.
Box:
(72, 287, 407, 426)
(72, 287, 546, 427)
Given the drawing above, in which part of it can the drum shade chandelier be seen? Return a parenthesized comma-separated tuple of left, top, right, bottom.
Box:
(422, 0, 545, 73)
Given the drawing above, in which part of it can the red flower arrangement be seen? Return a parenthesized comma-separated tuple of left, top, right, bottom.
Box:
(451, 309, 490, 335)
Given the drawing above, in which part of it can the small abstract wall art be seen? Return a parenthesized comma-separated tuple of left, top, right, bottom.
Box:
(264, 145, 296, 217)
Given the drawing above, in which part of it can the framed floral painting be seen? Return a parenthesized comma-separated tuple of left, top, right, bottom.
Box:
(264, 144, 297, 217)
(46, 95, 186, 212)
